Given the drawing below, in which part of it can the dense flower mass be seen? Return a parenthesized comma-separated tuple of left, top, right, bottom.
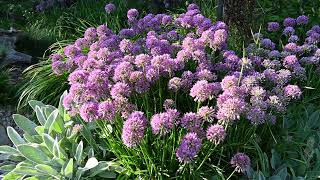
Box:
(53, 2, 319, 170)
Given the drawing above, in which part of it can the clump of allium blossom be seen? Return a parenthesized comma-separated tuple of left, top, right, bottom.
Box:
(56, 2, 314, 169)
(231, 153, 251, 173)
(206, 124, 226, 145)
(176, 132, 202, 163)
(122, 111, 148, 147)
(105, 3, 116, 13)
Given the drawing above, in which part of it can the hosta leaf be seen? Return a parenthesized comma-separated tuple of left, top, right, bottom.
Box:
(35, 106, 46, 125)
(35, 164, 59, 178)
(29, 100, 45, 111)
(0, 145, 20, 155)
(44, 109, 59, 131)
(17, 144, 50, 164)
(84, 157, 99, 170)
(7, 126, 26, 146)
(64, 158, 73, 179)
(12, 114, 37, 135)
(75, 141, 83, 165)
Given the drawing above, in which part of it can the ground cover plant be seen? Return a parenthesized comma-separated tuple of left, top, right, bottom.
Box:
(1, 1, 320, 179)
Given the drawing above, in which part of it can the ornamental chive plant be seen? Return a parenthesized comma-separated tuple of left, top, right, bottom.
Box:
(47, 3, 320, 178)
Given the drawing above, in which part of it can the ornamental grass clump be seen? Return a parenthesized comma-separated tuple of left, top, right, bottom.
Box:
(48, 3, 319, 178)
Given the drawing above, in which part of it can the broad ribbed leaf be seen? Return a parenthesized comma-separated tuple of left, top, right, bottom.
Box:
(28, 100, 45, 111)
(35, 106, 46, 125)
(12, 114, 37, 135)
(7, 126, 26, 146)
(35, 164, 59, 177)
(44, 109, 59, 131)
(17, 144, 50, 164)
(75, 141, 83, 165)
(64, 158, 73, 179)
(0, 145, 20, 155)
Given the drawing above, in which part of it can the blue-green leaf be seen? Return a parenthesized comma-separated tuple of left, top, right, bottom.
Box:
(17, 144, 50, 164)
(75, 141, 83, 165)
(35, 106, 46, 125)
(44, 109, 59, 131)
(0, 145, 20, 155)
(7, 127, 26, 146)
(12, 114, 37, 135)
(28, 100, 45, 111)
(64, 158, 73, 179)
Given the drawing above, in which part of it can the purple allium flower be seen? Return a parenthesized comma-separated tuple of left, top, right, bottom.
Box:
(198, 106, 215, 121)
(122, 111, 147, 148)
(84, 27, 98, 40)
(168, 77, 182, 92)
(246, 107, 266, 125)
(284, 85, 302, 99)
(127, 9, 139, 21)
(97, 24, 112, 37)
(284, 43, 298, 53)
(180, 112, 202, 131)
(221, 75, 238, 90)
(196, 69, 217, 81)
(283, 55, 299, 69)
(163, 99, 175, 110)
(211, 29, 228, 50)
(261, 38, 275, 50)
(72, 124, 83, 134)
(268, 95, 286, 112)
(176, 132, 202, 163)
(231, 153, 251, 173)
(283, 17, 296, 27)
(206, 124, 226, 145)
(110, 82, 131, 99)
(98, 101, 116, 122)
(296, 15, 309, 25)
(80, 102, 99, 122)
(145, 67, 159, 82)
(283, 27, 295, 36)
(105, 3, 116, 14)
(50, 53, 63, 62)
(187, 3, 199, 11)
(52, 61, 66, 75)
(267, 22, 280, 32)
(113, 61, 133, 82)
(162, 15, 173, 25)
(68, 70, 88, 84)
(151, 110, 178, 136)
(216, 98, 246, 124)
(64, 45, 80, 58)
(288, 35, 299, 43)
(190, 80, 214, 102)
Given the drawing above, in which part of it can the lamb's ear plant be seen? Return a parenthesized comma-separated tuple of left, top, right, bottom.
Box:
(0, 93, 122, 180)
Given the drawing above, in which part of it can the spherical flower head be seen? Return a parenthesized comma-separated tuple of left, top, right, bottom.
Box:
(162, 15, 173, 25)
(283, 17, 296, 27)
(113, 61, 133, 82)
(231, 153, 251, 173)
(190, 80, 214, 102)
(122, 111, 147, 148)
(261, 38, 275, 50)
(72, 124, 83, 134)
(283, 27, 295, 36)
(288, 35, 299, 43)
(296, 15, 308, 25)
(284, 84, 302, 99)
(127, 9, 139, 21)
(267, 22, 280, 32)
(134, 54, 151, 67)
(181, 112, 202, 131)
(176, 132, 202, 163)
(211, 29, 228, 50)
(50, 53, 63, 62)
(84, 27, 97, 40)
(119, 28, 135, 38)
(68, 70, 88, 85)
(145, 67, 159, 83)
(206, 124, 226, 145)
(163, 99, 175, 110)
(246, 107, 266, 125)
(221, 75, 238, 90)
(196, 69, 217, 81)
(284, 43, 298, 53)
(98, 101, 116, 122)
(52, 61, 66, 75)
(216, 98, 246, 124)
(283, 55, 299, 69)
(168, 77, 182, 92)
(198, 106, 215, 121)
(110, 82, 131, 99)
(105, 3, 116, 14)
(312, 25, 320, 33)
(187, 3, 199, 11)
(64, 45, 80, 58)
(80, 102, 99, 122)
(151, 110, 177, 136)
(97, 24, 112, 37)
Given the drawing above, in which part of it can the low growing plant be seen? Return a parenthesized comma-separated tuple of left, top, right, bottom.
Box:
(0, 94, 122, 179)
